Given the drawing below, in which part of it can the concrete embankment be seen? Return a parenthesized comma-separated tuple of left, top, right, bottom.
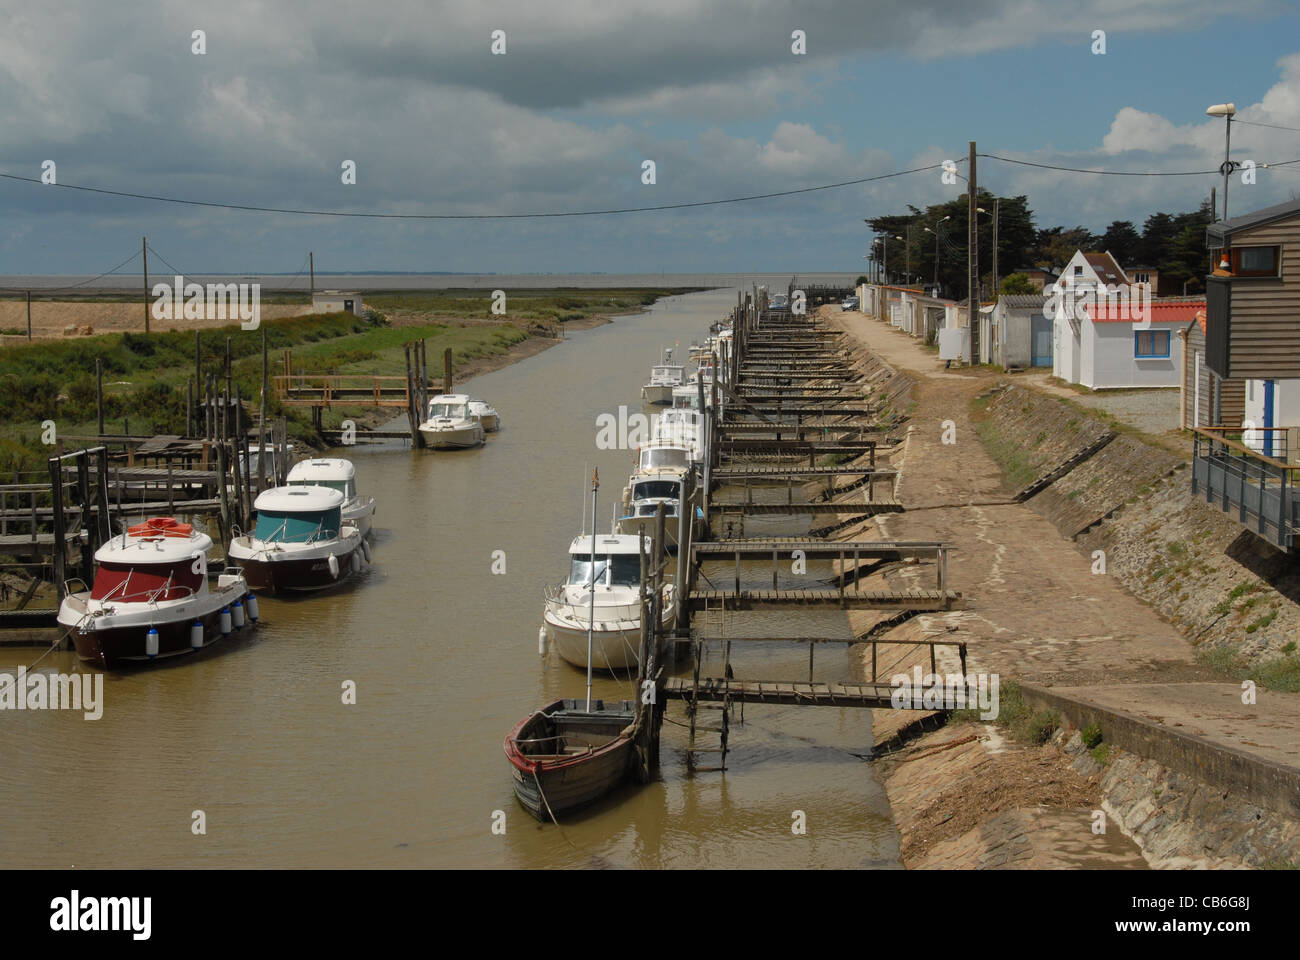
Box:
(817, 306, 1300, 869)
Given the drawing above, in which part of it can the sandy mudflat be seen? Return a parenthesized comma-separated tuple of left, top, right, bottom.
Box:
(0, 301, 315, 341)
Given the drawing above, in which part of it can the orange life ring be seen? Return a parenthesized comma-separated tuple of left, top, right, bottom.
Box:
(127, 517, 193, 540)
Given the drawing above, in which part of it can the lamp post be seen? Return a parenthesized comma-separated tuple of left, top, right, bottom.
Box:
(923, 216, 950, 294)
(1206, 103, 1236, 222)
(978, 201, 999, 297)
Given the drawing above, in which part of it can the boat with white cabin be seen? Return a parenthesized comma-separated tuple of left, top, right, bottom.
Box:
(228, 486, 367, 592)
(286, 458, 376, 538)
(640, 349, 686, 405)
(542, 533, 677, 672)
(419, 394, 485, 449)
(468, 399, 501, 432)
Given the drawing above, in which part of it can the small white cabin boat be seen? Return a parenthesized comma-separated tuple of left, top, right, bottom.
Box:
(467, 399, 501, 432)
(419, 394, 485, 449)
(641, 363, 686, 405)
(286, 458, 376, 538)
(542, 534, 677, 671)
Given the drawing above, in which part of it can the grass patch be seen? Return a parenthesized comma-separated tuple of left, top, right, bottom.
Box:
(1198, 645, 1300, 692)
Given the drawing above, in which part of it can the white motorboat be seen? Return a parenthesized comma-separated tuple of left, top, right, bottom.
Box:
(467, 399, 501, 432)
(228, 486, 367, 592)
(286, 457, 376, 538)
(641, 363, 686, 405)
(57, 517, 254, 668)
(419, 394, 485, 449)
(543, 533, 677, 672)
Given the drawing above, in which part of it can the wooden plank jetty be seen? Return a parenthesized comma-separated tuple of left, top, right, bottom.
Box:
(663, 678, 898, 709)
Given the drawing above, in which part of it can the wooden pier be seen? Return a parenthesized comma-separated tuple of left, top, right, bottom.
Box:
(633, 290, 965, 773)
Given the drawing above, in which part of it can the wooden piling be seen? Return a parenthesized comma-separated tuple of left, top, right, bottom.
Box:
(48, 455, 66, 601)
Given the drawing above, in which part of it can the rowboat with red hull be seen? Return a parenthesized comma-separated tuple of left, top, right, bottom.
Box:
(57, 517, 256, 669)
(503, 698, 637, 821)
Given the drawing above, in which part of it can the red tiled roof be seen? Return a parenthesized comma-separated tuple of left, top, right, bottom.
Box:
(1086, 300, 1206, 324)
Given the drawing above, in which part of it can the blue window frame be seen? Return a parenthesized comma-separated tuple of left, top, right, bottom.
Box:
(1134, 329, 1170, 359)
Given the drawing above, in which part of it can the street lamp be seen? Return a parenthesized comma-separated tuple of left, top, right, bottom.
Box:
(923, 216, 951, 294)
(1206, 102, 1236, 221)
(977, 202, 999, 297)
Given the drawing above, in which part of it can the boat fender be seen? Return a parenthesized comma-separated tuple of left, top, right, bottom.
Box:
(231, 599, 245, 630)
(360, 539, 371, 564)
(245, 593, 259, 622)
(190, 620, 204, 649)
(146, 626, 160, 659)
(219, 607, 232, 636)
(350, 551, 361, 575)
(328, 554, 340, 579)
(538, 626, 548, 657)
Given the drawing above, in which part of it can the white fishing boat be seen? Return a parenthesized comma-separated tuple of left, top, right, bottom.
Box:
(228, 486, 367, 592)
(57, 517, 255, 668)
(641, 363, 686, 405)
(285, 458, 376, 538)
(467, 399, 501, 432)
(543, 532, 677, 672)
(419, 394, 485, 449)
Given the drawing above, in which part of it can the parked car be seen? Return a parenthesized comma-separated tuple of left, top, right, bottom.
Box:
(840, 296, 859, 311)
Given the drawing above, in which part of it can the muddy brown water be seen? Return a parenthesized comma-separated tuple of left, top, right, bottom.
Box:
(0, 290, 898, 868)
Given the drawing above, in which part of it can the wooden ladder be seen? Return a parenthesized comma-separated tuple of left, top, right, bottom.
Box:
(687, 599, 733, 773)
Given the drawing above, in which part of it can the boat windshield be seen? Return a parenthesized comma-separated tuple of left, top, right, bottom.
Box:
(633, 480, 680, 500)
(253, 508, 341, 543)
(288, 478, 354, 499)
(428, 402, 467, 419)
(641, 447, 688, 470)
(569, 554, 642, 586)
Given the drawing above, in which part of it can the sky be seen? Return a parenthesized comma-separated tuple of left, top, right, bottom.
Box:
(2, 0, 1299, 276)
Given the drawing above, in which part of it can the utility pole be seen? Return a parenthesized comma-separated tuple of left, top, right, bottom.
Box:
(26, 291, 31, 341)
(967, 141, 979, 365)
(309, 251, 314, 298)
(142, 236, 150, 333)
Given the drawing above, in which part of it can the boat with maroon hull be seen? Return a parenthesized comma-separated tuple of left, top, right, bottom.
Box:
(503, 698, 637, 820)
(56, 517, 255, 669)
(228, 486, 366, 592)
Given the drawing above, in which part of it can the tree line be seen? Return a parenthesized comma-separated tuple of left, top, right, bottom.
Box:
(865, 192, 1214, 299)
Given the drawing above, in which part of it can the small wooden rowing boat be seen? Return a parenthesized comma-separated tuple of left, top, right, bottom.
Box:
(503, 698, 636, 821)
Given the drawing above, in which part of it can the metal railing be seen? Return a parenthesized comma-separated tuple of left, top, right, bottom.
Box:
(1192, 427, 1297, 550)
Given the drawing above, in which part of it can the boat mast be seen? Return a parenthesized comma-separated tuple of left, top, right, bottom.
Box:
(586, 468, 599, 713)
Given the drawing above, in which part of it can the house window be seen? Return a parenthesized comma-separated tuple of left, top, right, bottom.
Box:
(1231, 246, 1281, 277)
(1135, 329, 1170, 359)
(1074, 265, 1084, 276)
(1133, 272, 1149, 284)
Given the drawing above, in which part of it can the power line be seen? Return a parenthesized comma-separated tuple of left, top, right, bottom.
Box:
(0, 162, 958, 220)
(1234, 118, 1300, 134)
(0, 249, 141, 294)
(979, 154, 1226, 176)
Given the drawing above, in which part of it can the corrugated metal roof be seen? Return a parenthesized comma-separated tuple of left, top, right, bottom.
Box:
(997, 294, 1046, 309)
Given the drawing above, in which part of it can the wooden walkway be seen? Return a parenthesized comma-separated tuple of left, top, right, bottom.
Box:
(662, 678, 899, 708)
(688, 587, 959, 610)
(709, 500, 902, 516)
